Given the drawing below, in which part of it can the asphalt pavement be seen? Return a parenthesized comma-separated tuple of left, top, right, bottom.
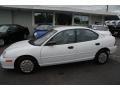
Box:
(0, 38, 120, 85)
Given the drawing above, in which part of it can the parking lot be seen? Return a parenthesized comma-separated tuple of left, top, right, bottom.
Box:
(0, 38, 120, 85)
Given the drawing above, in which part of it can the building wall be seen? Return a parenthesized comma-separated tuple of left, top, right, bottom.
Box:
(12, 11, 33, 35)
(0, 9, 33, 35)
(0, 9, 12, 24)
(89, 15, 104, 25)
(0, 8, 106, 36)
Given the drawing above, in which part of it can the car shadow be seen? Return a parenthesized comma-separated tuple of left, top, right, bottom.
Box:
(0, 60, 95, 74)
(1, 58, 118, 75)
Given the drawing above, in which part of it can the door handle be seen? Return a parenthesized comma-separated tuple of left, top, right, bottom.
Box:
(95, 43, 100, 45)
(68, 46, 74, 49)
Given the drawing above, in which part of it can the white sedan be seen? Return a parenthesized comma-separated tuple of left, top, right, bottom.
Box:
(0, 26, 117, 73)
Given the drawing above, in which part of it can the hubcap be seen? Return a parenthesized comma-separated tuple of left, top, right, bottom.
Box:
(98, 53, 107, 63)
(20, 60, 34, 73)
(0, 39, 4, 46)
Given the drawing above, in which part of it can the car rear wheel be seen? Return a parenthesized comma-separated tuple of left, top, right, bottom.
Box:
(0, 39, 5, 46)
(16, 57, 38, 74)
(95, 50, 109, 64)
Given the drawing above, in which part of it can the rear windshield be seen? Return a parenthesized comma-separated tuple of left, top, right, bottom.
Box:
(93, 26, 109, 31)
(36, 25, 53, 30)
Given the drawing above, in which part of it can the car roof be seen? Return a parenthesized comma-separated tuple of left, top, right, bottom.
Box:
(0, 24, 23, 27)
(53, 26, 90, 31)
(91, 25, 107, 26)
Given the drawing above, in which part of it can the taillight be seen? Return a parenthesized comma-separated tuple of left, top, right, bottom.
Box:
(5, 60, 12, 62)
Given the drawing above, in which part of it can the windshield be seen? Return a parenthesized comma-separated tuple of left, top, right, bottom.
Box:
(0, 25, 9, 32)
(93, 26, 109, 31)
(36, 25, 53, 30)
(30, 30, 57, 46)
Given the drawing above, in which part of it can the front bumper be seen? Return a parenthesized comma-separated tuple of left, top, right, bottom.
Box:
(0, 55, 15, 69)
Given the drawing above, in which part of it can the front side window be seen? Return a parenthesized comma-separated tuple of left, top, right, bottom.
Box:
(47, 30, 75, 45)
(76, 29, 98, 42)
(8, 26, 17, 31)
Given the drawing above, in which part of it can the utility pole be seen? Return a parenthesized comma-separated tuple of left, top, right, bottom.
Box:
(106, 5, 108, 12)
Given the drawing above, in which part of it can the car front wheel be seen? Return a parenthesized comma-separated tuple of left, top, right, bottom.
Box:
(16, 57, 38, 74)
(95, 50, 109, 64)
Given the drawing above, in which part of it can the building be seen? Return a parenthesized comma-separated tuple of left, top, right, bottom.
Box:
(0, 5, 117, 35)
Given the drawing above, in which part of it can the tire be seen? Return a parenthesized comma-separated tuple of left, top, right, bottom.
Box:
(0, 39, 5, 46)
(95, 50, 109, 64)
(16, 57, 38, 74)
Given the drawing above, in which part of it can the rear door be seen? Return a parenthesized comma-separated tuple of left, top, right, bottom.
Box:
(74, 29, 101, 60)
(7, 25, 19, 42)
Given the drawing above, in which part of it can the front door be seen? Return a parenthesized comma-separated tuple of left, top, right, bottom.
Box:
(40, 29, 77, 66)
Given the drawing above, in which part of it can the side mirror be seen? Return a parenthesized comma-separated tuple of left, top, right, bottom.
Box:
(46, 41, 56, 46)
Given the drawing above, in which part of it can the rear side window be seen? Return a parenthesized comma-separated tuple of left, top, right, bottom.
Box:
(76, 29, 98, 42)
(8, 26, 17, 31)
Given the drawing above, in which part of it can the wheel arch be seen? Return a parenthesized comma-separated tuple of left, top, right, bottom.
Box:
(95, 47, 110, 57)
(14, 55, 39, 69)
(94, 47, 110, 64)
(99, 47, 110, 51)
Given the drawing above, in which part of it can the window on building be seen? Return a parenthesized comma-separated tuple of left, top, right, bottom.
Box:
(74, 15, 89, 26)
(34, 12, 53, 25)
(55, 13, 72, 25)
